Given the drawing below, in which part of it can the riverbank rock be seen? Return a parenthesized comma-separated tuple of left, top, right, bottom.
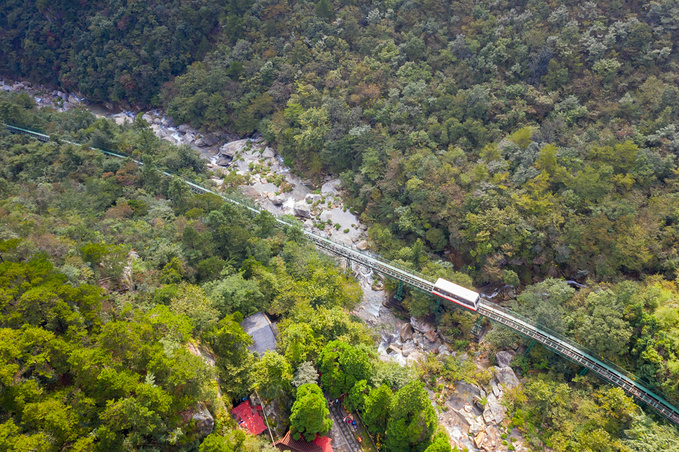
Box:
(401, 341, 417, 357)
(495, 366, 520, 390)
(400, 323, 414, 342)
(271, 195, 286, 206)
(196, 134, 219, 147)
(112, 113, 131, 125)
(320, 210, 333, 222)
(387, 344, 402, 355)
(294, 200, 311, 218)
(216, 155, 232, 166)
(482, 393, 507, 425)
(191, 403, 214, 438)
(262, 147, 275, 158)
(496, 351, 515, 368)
(410, 317, 435, 335)
(406, 350, 426, 366)
(474, 431, 486, 449)
(321, 179, 340, 195)
(220, 140, 247, 158)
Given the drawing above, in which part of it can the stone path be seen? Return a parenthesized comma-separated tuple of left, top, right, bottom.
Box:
(328, 402, 361, 452)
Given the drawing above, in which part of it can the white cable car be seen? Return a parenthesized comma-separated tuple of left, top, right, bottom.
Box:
(432, 278, 480, 311)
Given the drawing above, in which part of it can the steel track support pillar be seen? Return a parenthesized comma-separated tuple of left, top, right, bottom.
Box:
(525, 340, 536, 356)
(471, 316, 484, 340)
(394, 280, 404, 301)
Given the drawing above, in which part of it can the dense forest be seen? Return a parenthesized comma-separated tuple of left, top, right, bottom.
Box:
(3, 0, 679, 450)
(2, 88, 679, 451)
(5, 0, 679, 285)
(0, 0, 222, 105)
(0, 95, 459, 451)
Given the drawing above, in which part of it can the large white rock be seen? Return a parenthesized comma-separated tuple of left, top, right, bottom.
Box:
(321, 179, 341, 195)
(320, 210, 333, 222)
(406, 350, 425, 366)
(401, 341, 417, 357)
(220, 140, 248, 158)
(178, 124, 192, 133)
(112, 113, 131, 125)
(272, 195, 285, 206)
(494, 366, 520, 390)
(496, 351, 515, 368)
(262, 147, 275, 158)
(182, 132, 196, 144)
(410, 317, 437, 337)
(151, 124, 167, 138)
(198, 134, 219, 147)
(482, 394, 507, 425)
(293, 200, 312, 218)
(400, 323, 414, 342)
(192, 404, 214, 438)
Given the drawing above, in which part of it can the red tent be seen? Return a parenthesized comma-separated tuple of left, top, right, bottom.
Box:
(232, 400, 267, 435)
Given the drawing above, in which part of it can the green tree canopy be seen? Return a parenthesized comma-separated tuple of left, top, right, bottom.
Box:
(289, 384, 332, 442)
(385, 381, 437, 452)
(318, 340, 373, 398)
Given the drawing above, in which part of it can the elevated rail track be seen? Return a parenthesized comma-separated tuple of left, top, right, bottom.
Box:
(4, 122, 679, 427)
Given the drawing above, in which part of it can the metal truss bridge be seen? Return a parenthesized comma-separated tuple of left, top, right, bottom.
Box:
(4, 122, 679, 427)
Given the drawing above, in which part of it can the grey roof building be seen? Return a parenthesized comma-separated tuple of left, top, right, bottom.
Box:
(241, 312, 277, 356)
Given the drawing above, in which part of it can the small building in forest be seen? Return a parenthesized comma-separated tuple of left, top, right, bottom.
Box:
(232, 400, 267, 436)
(275, 431, 333, 452)
(241, 312, 277, 356)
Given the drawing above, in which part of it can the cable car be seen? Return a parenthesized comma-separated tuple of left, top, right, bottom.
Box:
(432, 278, 480, 311)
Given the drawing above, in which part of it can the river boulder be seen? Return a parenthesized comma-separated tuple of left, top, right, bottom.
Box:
(293, 200, 311, 218)
(496, 351, 515, 368)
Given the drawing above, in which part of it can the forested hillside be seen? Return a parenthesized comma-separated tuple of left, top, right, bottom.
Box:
(0, 96, 329, 449)
(3, 0, 679, 450)
(4, 0, 679, 285)
(0, 95, 464, 451)
(0, 0, 222, 104)
(160, 0, 679, 287)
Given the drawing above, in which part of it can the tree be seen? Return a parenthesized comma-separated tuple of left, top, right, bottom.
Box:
(199, 430, 246, 452)
(252, 351, 292, 401)
(514, 279, 574, 335)
(363, 384, 392, 436)
(204, 274, 265, 317)
(168, 283, 219, 334)
(292, 361, 318, 388)
(346, 379, 368, 412)
(314, 0, 335, 21)
(624, 414, 679, 452)
(204, 314, 253, 398)
(424, 432, 453, 452)
(289, 384, 332, 442)
(574, 289, 633, 360)
(318, 340, 372, 398)
(385, 381, 437, 452)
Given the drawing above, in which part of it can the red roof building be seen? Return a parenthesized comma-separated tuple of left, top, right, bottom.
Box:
(232, 400, 267, 435)
(275, 431, 333, 452)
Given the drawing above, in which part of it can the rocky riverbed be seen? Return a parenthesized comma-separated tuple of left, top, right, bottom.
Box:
(352, 285, 528, 452)
(3, 77, 527, 452)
